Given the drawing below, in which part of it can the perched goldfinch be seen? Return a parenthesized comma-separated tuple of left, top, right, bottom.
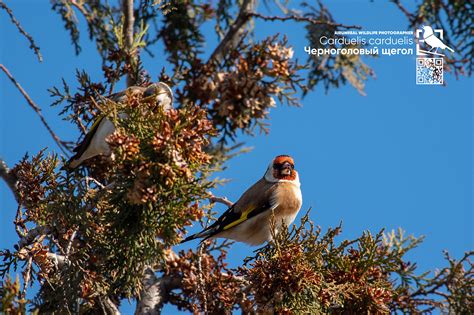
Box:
(66, 82, 173, 169)
(182, 155, 303, 245)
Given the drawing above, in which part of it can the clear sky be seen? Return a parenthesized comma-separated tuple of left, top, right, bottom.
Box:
(1, 1, 472, 314)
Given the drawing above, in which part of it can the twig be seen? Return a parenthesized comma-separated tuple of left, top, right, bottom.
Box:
(103, 182, 116, 191)
(196, 244, 208, 314)
(0, 157, 19, 202)
(21, 255, 33, 299)
(122, 0, 135, 87)
(103, 297, 121, 315)
(18, 226, 50, 248)
(122, 0, 135, 51)
(249, 12, 361, 29)
(208, 238, 234, 252)
(66, 230, 77, 256)
(208, 193, 234, 207)
(208, 0, 361, 65)
(85, 176, 105, 189)
(134, 266, 182, 315)
(0, 1, 42, 62)
(69, 0, 89, 18)
(0, 64, 70, 155)
(14, 204, 24, 236)
(411, 251, 473, 298)
(208, 0, 256, 64)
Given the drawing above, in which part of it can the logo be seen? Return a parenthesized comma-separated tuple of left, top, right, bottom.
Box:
(416, 26, 454, 57)
(415, 26, 454, 85)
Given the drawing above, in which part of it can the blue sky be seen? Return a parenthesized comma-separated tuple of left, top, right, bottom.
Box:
(1, 1, 472, 314)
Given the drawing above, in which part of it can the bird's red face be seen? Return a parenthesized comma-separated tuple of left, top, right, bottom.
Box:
(272, 155, 297, 180)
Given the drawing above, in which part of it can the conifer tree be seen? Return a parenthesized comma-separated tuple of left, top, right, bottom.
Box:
(0, 1, 472, 313)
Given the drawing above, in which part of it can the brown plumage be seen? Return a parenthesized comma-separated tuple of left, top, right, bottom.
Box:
(181, 155, 302, 245)
(65, 83, 173, 169)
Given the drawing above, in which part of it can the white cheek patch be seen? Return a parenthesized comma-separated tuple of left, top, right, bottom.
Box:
(264, 167, 278, 182)
(156, 94, 165, 103)
(156, 93, 172, 110)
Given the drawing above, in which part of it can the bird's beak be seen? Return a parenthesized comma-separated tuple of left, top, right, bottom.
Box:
(281, 169, 291, 176)
(157, 90, 172, 101)
(280, 162, 293, 176)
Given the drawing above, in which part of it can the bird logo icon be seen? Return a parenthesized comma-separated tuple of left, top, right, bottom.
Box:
(417, 26, 455, 56)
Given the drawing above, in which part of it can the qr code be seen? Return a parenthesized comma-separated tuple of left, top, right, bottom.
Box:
(416, 58, 443, 85)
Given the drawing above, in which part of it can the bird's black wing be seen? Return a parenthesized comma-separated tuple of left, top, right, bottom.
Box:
(68, 115, 106, 159)
(180, 200, 274, 243)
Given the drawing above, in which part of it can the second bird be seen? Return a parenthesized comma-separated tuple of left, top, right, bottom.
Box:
(181, 155, 303, 245)
(66, 82, 173, 169)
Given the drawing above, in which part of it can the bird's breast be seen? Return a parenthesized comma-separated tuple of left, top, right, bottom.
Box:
(273, 182, 302, 220)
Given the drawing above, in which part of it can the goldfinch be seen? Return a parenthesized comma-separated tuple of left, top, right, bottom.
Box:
(66, 82, 173, 169)
(182, 155, 303, 245)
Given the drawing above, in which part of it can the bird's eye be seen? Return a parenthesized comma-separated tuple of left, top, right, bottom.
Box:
(274, 162, 294, 169)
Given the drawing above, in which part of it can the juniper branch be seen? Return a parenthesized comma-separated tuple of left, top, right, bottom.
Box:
(17, 226, 50, 248)
(249, 12, 361, 29)
(208, 0, 256, 64)
(69, 0, 88, 17)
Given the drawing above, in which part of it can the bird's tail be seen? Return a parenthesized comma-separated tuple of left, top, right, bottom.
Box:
(60, 157, 75, 172)
(62, 154, 81, 171)
(180, 233, 199, 244)
(180, 228, 214, 244)
(446, 46, 455, 53)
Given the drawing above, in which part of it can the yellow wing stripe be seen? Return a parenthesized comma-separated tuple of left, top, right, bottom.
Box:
(90, 115, 105, 132)
(223, 206, 254, 230)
